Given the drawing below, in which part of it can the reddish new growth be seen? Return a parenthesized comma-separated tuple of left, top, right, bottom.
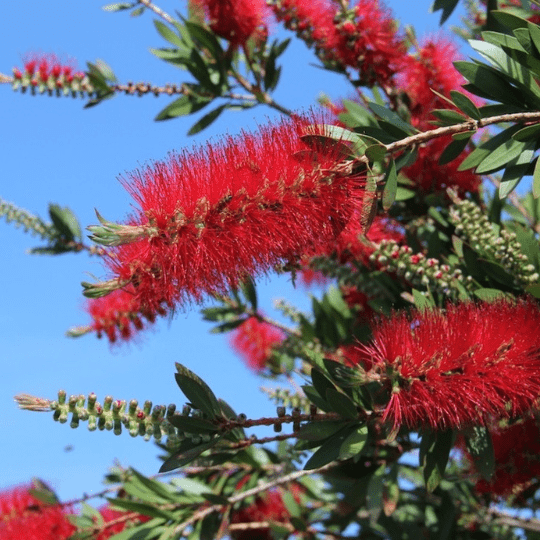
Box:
(230, 315, 286, 370)
(90, 114, 366, 340)
(347, 299, 540, 430)
(191, 0, 269, 45)
(472, 417, 540, 498)
(0, 484, 75, 540)
(272, 0, 405, 86)
(231, 484, 302, 540)
(14, 53, 84, 89)
(94, 504, 151, 539)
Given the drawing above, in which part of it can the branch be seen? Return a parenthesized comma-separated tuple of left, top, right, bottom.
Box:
(172, 462, 339, 535)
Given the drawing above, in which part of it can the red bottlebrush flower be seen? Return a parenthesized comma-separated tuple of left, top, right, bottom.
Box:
(230, 315, 286, 370)
(401, 135, 481, 194)
(230, 485, 302, 540)
(94, 504, 151, 540)
(470, 417, 540, 498)
(85, 286, 164, 343)
(0, 484, 75, 540)
(347, 299, 540, 430)
(272, 0, 405, 86)
(190, 0, 269, 45)
(397, 38, 478, 129)
(89, 114, 367, 332)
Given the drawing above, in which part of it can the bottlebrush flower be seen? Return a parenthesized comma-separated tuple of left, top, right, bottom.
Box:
(271, 0, 405, 86)
(85, 115, 367, 335)
(230, 485, 302, 540)
(190, 0, 269, 45)
(396, 38, 474, 129)
(401, 135, 480, 194)
(470, 416, 540, 499)
(95, 504, 151, 540)
(347, 299, 540, 430)
(0, 484, 75, 540)
(230, 315, 286, 370)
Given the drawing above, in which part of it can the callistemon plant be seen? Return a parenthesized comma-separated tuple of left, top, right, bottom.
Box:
(6, 0, 540, 538)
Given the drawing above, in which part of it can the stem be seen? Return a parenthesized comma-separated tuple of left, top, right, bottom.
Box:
(137, 0, 175, 24)
(172, 462, 338, 535)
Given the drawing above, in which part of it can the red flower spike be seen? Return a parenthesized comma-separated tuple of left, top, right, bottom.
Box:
(470, 417, 540, 498)
(348, 299, 540, 430)
(191, 0, 269, 45)
(230, 316, 286, 370)
(97, 114, 366, 323)
(0, 485, 75, 540)
(17, 53, 80, 89)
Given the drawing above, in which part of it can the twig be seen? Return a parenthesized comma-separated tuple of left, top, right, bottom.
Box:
(137, 0, 175, 24)
(172, 462, 338, 535)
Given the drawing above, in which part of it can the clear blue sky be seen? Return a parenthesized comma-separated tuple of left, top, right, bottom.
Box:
(0, 1, 467, 503)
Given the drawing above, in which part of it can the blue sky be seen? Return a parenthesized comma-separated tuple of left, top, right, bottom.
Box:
(0, 1, 468, 504)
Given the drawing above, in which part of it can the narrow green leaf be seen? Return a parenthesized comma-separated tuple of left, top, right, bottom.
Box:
(529, 20, 540, 55)
(187, 104, 227, 135)
(154, 19, 184, 47)
(296, 421, 349, 441)
(107, 497, 176, 520)
(49, 204, 81, 240)
(368, 101, 415, 134)
(465, 426, 495, 481)
(102, 3, 133, 12)
(155, 94, 211, 121)
(534, 157, 540, 198)
(420, 429, 455, 492)
(431, 0, 460, 25)
(395, 186, 415, 201)
(473, 288, 509, 301)
(382, 159, 397, 210)
(450, 90, 481, 119)
(438, 136, 470, 166)
(431, 108, 467, 125)
(168, 415, 219, 433)
(365, 144, 387, 162)
(185, 21, 224, 61)
(325, 388, 358, 419)
(339, 99, 378, 128)
(302, 385, 332, 413)
(304, 425, 357, 470)
(412, 289, 434, 310)
(339, 424, 368, 460)
(174, 363, 222, 418)
(159, 436, 222, 472)
(367, 465, 386, 524)
(512, 123, 540, 141)
(492, 10, 529, 31)
(209, 319, 244, 333)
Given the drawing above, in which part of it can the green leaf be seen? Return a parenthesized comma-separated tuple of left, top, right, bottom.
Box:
(420, 429, 455, 492)
(304, 425, 357, 469)
(129, 469, 177, 501)
(168, 415, 219, 433)
(458, 124, 522, 171)
(431, 0, 459, 25)
(325, 388, 358, 419)
(368, 102, 415, 135)
(395, 186, 415, 201)
(498, 145, 535, 197)
(185, 21, 224, 61)
(187, 104, 227, 135)
(412, 289, 434, 310)
(506, 222, 540, 270)
(107, 497, 176, 520)
(209, 319, 244, 333)
(302, 385, 332, 413)
(102, 3, 133, 12)
(174, 363, 222, 418)
(465, 426, 495, 481)
(367, 465, 386, 525)
(454, 61, 526, 107)
(481, 31, 527, 52)
(365, 144, 386, 162)
(155, 94, 212, 121)
(492, 10, 530, 31)
(154, 19, 184, 47)
(534, 157, 540, 198)
(48, 204, 82, 240)
(438, 136, 470, 166)
(296, 420, 350, 441)
(473, 288, 509, 301)
(512, 123, 540, 141)
(340, 99, 378, 128)
(339, 424, 368, 460)
(431, 108, 467, 125)
(450, 90, 481, 119)
(382, 159, 397, 210)
(311, 368, 338, 403)
(159, 436, 222, 472)
(240, 278, 257, 311)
